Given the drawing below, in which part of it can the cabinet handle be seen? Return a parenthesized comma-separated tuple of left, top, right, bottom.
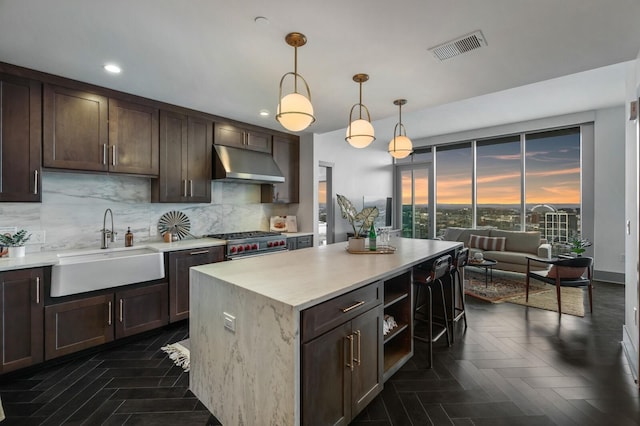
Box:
(341, 300, 365, 313)
(346, 334, 354, 371)
(112, 145, 117, 166)
(33, 170, 38, 195)
(183, 180, 187, 197)
(119, 299, 123, 323)
(354, 330, 361, 366)
(189, 180, 193, 197)
(36, 276, 40, 304)
(103, 144, 108, 165)
(189, 250, 209, 256)
(107, 301, 112, 325)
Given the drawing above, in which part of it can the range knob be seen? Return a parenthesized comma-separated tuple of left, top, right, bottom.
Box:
(237, 245, 244, 252)
(245, 244, 252, 251)
(251, 243, 258, 250)
(267, 241, 273, 248)
(230, 246, 237, 253)
(279, 240, 286, 246)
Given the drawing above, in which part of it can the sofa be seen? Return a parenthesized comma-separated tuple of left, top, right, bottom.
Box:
(440, 227, 551, 273)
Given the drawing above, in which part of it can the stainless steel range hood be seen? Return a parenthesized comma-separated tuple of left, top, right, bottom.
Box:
(212, 145, 285, 184)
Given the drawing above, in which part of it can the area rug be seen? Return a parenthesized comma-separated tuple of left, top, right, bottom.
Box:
(464, 269, 547, 303)
(506, 286, 585, 317)
(161, 339, 190, 372)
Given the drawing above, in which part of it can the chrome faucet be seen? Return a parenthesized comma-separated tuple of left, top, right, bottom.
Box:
(101, 208, 117, 249)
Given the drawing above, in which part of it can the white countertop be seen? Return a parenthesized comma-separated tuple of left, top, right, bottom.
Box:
(0, 238, 226, 272)
(192, 237, 461, 310)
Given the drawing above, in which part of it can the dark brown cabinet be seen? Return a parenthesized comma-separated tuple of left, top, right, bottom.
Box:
(108, 98, 159, 176)
(286, 235, 313, 251)
(167, 246, 224, 322)
(152, 110, 212, 203)
(0, 74, 42, 202)
(261, 135, 299, 203)
(115, 282, 168, 338)
(214, 123, 272, 153)
(44, 294, 113, 360)
(301, 282, 383, 424)
(0, 268, 44, 373)
(44, 84, 159, 176)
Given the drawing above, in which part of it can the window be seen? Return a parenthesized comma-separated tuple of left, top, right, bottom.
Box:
(476, 136, 521, 230)
(525, 128, 581, 240)
(435, 143, 472, 236)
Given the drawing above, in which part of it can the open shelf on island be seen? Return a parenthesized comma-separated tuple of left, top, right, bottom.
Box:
(382, 270, 412, 383)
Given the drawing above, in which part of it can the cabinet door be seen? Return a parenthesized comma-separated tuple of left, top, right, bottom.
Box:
(261, 135, 299, 203)
(302, 322, 351, 425)
(153, 110, 188, 202)
(108, 98, 159, 176)
(168, 247, 224, 322)
(43, 84, 108, 171)
(0, 268, 44, 373)
(186, 116, 212, 202)
(115, 282, 168, 338)
(297, 235, 313, 249)
(214, 123, 245, 149)
(245, 129, 272, 153)
(44, 294, 114, 360)
(0, 74, 42, 202)
(350, 305, 383, 417)
(286, 238, 297, 251)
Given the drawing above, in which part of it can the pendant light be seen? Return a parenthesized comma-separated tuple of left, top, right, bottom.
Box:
(345, 74, 375, 148)
(388, 99, 413, 159)
(276, 32, 315, 132)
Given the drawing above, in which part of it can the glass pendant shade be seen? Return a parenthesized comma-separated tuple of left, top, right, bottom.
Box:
(346, 119, 375, 148)
(277, 93, 315, 132)
(388, 135, 413, 159)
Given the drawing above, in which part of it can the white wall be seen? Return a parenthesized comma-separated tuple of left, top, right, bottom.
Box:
(594, 107, 626, 276)
(313, 130, 393, 242)
(623, 54, 639, 383)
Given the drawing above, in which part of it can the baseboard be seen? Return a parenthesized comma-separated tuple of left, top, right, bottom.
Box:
(622, 325, 639, 385)
(593, 270, 624, 284)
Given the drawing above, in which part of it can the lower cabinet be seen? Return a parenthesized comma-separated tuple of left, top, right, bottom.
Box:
(167, 246, 225, 322)
(0, 268, 44, 373)
(286, 235, 313, 251)
(44, 282, 168, 360)
(301, 282, 383, 424)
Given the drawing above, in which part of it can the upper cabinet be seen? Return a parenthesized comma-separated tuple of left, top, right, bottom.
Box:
(43, 84, 159, 176)
(151, 110, 212, 203)
(214, 123, 272, 153)
(0, 74, 42, 202)
(261, 134, 300, 203)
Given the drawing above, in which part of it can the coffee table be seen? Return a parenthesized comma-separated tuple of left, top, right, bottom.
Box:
(467, 258, 498, 287)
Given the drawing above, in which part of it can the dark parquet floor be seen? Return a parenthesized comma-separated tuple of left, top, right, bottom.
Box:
(0, 281, 638, 425)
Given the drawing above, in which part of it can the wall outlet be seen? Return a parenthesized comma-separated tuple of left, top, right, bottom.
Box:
(149, 225, 156, 237)
(620, 253, 625, 262)
(28, 230, 46, 244)
(223, 312, 236, 333)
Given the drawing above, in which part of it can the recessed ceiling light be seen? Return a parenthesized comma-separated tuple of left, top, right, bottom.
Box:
(259, 109, 270, 117)
(254, 16, 269, 25)
(103, 64, 121, 74)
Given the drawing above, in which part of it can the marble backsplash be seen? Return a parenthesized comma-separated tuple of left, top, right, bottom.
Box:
(0, 171, 289, 253)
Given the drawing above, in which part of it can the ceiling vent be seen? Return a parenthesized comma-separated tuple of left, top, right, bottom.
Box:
(428, 30, 487, 61)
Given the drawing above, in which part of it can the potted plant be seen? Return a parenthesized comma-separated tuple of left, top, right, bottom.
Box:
(0, 229, 31, 258)
(336, 194, 379, 252)
(569, 236, 591, 256)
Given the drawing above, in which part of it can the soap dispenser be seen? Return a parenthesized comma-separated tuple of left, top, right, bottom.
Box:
(125, 227, 134, 247)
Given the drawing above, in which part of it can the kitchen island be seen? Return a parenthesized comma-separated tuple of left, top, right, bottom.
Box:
(189, 238, 461, 425)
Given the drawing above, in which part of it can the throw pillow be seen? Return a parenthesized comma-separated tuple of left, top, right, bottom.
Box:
(468, 235, 506, 251)
(547, 265, 587, 279)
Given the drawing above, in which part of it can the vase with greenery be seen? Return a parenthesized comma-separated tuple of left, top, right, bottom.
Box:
(0, 229, 31, 258)
(569, 236, 591, 256)
(336, 194, 379, 251)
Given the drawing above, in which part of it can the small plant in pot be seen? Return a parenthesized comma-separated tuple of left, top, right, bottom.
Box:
(0, 229, 31, 258)
(337, 194, 379, 252)
(569, 236, 591, 256)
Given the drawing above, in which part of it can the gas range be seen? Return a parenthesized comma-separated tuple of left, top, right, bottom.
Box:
(206, 231, 288, 259)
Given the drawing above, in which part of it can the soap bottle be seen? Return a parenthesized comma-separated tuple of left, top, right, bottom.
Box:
(125, 227, 134, 247)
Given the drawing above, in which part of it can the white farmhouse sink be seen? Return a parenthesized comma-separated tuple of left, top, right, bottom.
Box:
(51, 247, 165, 297)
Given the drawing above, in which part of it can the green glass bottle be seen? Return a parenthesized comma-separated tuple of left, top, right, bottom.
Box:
(369, 223, 377, 251)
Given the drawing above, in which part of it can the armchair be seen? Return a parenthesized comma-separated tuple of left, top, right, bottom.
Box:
(525, 256, 593, 316)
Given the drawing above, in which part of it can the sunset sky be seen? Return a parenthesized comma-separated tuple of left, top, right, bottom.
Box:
(403, 130, 581, 206)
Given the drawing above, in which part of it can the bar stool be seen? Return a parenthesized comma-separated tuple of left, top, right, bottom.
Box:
(448, 248, 469, 342)
(413, 254, 452, 368)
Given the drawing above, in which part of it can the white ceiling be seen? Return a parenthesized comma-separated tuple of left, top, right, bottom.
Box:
(1, 0, 638, 140)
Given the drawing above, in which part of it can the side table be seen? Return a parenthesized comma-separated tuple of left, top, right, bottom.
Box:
(468, 258, 498, 287)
